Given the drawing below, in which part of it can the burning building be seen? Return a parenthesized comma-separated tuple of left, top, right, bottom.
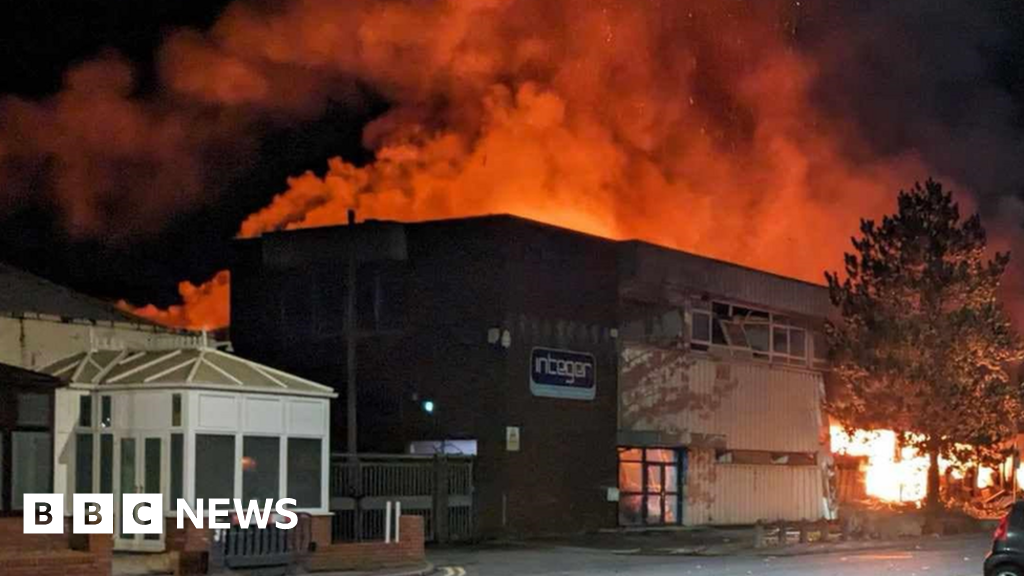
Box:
(231, 214, 834, 535)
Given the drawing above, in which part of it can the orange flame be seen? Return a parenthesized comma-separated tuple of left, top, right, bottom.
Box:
(122, 0, 953, 329)
(830, 425, 932, 503)
(120, 270, 230, 330)
(830, 425, 1007, 503)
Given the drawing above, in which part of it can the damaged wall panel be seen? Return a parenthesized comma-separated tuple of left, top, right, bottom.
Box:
(620, 346, 824, 452)
(685, 447, 826, 525)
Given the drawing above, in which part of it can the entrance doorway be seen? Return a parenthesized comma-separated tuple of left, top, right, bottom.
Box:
(114, 435, 165, 552)
(617, 447, 685, 526)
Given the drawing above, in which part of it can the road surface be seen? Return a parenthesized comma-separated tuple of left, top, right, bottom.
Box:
(430, 533, 993, 576)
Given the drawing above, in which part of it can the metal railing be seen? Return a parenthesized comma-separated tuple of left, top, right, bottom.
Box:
(329, 453, 475, 543)
(207, 513, 313, 573)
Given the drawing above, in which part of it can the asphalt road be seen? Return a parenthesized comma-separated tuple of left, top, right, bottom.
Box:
(429, 533, 994, 576)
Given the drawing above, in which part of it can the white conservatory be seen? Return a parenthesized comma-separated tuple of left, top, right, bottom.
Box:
(43, 344, 336, 552)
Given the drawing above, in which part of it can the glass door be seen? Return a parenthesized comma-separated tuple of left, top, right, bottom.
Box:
(114, 435, 165, 552)
(617, 447, 683, 526)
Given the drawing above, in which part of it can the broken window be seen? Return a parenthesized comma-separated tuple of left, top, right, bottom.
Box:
(723, 321, 748, 348)
(694, 300, 815, 366)
(744, 322, 770, 354)
(712, 319, 728, 345)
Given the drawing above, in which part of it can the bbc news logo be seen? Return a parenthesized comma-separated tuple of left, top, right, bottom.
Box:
(24, 494, 299, 534)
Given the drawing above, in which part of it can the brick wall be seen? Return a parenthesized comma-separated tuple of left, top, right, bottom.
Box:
(0, 518, 111, 576)
(0, 516, 70, 551)
(164, 518, 213, 576)
(164, 518, 213, 553)
(306, 515, 425, 573)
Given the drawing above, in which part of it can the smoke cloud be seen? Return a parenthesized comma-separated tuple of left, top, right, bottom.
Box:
(4, 0, 1024, 329)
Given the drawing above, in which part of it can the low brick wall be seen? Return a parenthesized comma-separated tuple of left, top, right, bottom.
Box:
(0, 518, 111, 576)
(307, 516, 426, 573)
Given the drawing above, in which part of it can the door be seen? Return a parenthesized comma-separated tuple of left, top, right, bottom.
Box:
(618, 447, 683, 526)
(114, 435, 165, 552)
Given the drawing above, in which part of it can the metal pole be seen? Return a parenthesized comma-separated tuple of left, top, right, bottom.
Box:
(385, 501, 392, 544)
(346, 209, 358, 455)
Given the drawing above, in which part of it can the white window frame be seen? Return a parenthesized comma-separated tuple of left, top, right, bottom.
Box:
(690, 300, 823, 367)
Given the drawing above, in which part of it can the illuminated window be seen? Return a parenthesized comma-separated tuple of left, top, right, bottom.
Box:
(243, 436, 280, 503)
(617, 447, 681, 526)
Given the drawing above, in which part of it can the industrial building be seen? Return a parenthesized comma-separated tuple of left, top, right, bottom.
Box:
(230, 215, 833, 536)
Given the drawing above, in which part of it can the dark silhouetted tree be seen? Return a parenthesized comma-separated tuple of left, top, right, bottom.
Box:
(826, 179, 1024, 512)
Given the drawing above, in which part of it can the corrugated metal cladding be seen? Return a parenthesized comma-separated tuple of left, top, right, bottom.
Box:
(685, 449, 826, 525)
(620, 349, 825, 453)
(619, 242, 832, 318)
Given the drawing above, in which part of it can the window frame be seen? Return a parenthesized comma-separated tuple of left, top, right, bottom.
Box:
(0, 382, 56, 516)
(690, 300, 824, 367)
(286, 437, 323, 509)
(617, 447, 682, 527)
(242, 435, 281, 504)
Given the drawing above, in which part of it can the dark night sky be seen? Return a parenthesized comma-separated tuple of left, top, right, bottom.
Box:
(3, 0, 1024, 308)
(0, 0, 383, 306)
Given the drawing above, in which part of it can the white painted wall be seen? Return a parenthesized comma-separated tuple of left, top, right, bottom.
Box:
(0, 315, 192, 370)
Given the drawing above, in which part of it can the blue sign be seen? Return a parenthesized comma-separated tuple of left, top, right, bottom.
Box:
(530, 347, 597, 401)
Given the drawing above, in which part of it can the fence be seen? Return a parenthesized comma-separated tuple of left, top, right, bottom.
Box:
(330, 453, 475, 543)
(207, 513, 314, 573)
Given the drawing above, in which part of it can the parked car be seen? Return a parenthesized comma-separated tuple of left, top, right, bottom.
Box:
(985, 501, 1024, 576)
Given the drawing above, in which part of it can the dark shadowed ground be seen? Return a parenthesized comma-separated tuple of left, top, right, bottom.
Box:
(429, 533, 992, 576)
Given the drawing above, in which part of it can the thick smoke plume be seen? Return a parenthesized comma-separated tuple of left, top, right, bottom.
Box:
(4, 0, 1024, 329)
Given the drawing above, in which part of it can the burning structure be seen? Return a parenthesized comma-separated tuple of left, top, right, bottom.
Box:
(230, 214, 835, 534)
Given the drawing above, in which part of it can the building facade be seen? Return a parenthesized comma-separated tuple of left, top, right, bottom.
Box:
(0, 263, 194, 370)
(616, 242, 833, 525)
(230, 215, 834, 536)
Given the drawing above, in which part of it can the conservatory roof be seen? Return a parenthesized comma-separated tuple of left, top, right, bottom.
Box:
(42, 348, 336, 398)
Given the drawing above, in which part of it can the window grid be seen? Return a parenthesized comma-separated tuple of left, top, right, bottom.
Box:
(690, 301, 825, 365)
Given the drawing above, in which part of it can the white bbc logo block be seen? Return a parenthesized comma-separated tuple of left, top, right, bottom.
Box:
(24, 494, 64, 534)
(122, 494, 163, 534)
(73, 494, 114, 534)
